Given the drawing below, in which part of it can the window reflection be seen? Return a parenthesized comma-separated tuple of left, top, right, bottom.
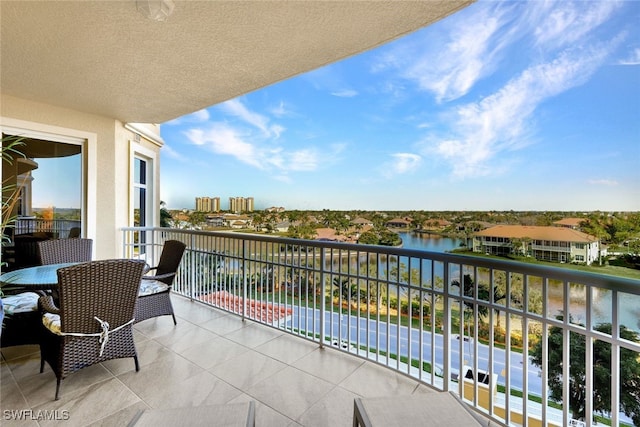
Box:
(2, 135, 82, 269)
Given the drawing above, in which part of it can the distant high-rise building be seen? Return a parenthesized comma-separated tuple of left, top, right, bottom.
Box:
(195, 196, 220, 212)
(229, 196, 254, 213)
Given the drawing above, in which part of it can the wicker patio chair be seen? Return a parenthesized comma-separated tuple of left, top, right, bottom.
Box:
(38, 259, 146, 400)
(37, 238, 93, 265)
(1, 291, 43, 348)
(135, 240, 186, 325)
(13, 234, 50, 269)
(67, 227, 81, 238)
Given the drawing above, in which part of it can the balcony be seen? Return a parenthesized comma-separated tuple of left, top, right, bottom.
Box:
(3, 294, 440, 426)
(3, 227, 639, 426)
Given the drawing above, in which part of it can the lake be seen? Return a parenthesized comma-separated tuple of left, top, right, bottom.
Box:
(397, 231, 465, 253)
(395, 232, 639, 330)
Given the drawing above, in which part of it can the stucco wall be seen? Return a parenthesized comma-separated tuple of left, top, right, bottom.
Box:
(1, 94, 161, 260)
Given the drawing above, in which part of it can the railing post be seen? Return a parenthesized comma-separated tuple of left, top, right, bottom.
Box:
(319, 247, 326, 348)
(242, 238, 247, 321)
(189, 233, 196, 301)
(442, 261, 450, 392)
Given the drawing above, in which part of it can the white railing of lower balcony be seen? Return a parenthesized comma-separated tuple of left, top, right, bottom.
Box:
(122, 227, 640, 427)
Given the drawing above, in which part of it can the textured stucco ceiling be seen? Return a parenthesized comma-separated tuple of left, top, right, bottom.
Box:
(1, 1, 474, 124)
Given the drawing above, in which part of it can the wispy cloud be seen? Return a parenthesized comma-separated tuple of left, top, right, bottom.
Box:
(533, 1, 620, 49)
(218, 99, 284, 138)
(160, 144, 187, 161)
(270, 101, 294, 118)
(184, 123, 262, 168)
(397, 1, 626, 178)
(381, 153, 422, 178)
(183, 99, 345, 175)
(331, 89, 358, 98)
(588, 179, 619, 186)
(425, 40, 615, 178)
(373, 2, 514, 102)
(619, 47, 640, 65)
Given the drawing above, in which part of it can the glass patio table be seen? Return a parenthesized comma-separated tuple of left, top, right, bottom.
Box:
(0, 262, 79, 291)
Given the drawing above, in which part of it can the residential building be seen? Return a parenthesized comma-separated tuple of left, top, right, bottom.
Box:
(385, 218, 412, 229)
(553, 217, 586, 229)
(421, 218, 451, 231)
(473, 225, 600, 265)
(265, 206, 286, 213)
(229, 196, 254, 213)
(195, 196, 220, 212)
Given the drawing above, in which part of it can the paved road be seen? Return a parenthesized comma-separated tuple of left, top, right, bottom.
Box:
(283, 307, 633, 425)
(284, 307, 544, 396)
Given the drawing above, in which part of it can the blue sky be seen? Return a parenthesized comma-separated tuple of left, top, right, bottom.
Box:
(160, 0, 640, 212)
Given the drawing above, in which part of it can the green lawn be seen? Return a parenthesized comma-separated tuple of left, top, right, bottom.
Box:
(451, 250, 640, 280)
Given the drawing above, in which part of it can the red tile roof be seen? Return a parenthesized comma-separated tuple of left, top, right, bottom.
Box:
(475, 225, 597, 242)
(198, 291, 292, 323)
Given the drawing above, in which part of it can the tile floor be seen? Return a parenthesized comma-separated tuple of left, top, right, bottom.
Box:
(1, 295, 439, 426)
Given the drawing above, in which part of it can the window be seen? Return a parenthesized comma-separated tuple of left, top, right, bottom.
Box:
(575, 255, 585, 262)
(2, 134, 83, 239)
(130, 142, 157, 256)
(575, 243, 585, 249)
(133, 157, 148, 227)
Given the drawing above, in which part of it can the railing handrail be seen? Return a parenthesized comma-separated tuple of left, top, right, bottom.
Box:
(123, 226, 640, 427)
(121, 226, 640, 295)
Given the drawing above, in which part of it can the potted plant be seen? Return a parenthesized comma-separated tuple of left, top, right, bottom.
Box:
(1, 135, 27, 329)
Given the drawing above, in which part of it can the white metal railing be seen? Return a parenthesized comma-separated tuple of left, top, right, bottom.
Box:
(14, 218, 81, 238)
(122, 227, 640, 427)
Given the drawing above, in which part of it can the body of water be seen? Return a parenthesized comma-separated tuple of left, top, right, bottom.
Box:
(395, 231, 639, 331)
(397, 231, 465, 253)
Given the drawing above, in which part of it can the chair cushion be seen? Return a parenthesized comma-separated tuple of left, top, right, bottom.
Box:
(2, 292, 40, 315)
(138, 280, 169, 297)
(42, 313, 62, 335)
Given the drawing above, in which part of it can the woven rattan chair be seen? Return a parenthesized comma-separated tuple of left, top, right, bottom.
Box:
(37, 238, 93, 265)
(135, 240, 186, 325)
(1, 292, 43, 348)
(38, 259, 146, 400)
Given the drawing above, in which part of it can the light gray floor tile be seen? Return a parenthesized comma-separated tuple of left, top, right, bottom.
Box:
(296, 385, 361, 427)
(227, 394, 296, 427)
(179, 335, 249, 370)
(34, 377, 141, 427)
(199, 313, 246, 335)
(254, 334, 318, 365)
(143, 370, 243, 409)
(209, 350, 287, 391)
(292, 347, 365, 385)
(87, 401, 150, 427)
(338, 361, 421, 398)
(224, 322, 283, 348)
(153, 321, 218, 353)
(117, 352, 203, 402)
(246, 366, 334, 421)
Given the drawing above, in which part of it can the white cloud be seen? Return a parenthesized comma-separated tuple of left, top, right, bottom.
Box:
(533, 1, 620, 49)
(270, 101, 294, 118)
(373, 2, 513, 102)
(426, 41, 615, 178)
(331, 89, 358, 98)
(619, 47, 640, 65)
(184, 123, 262, 169)
(160, 144, 187, 161)
(287, 149, 319, 171)
(588, 179, 619, 186)
(218, 99, 284, 138)
(382, 153, 422, 177)
(183, 119, 344, 175)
